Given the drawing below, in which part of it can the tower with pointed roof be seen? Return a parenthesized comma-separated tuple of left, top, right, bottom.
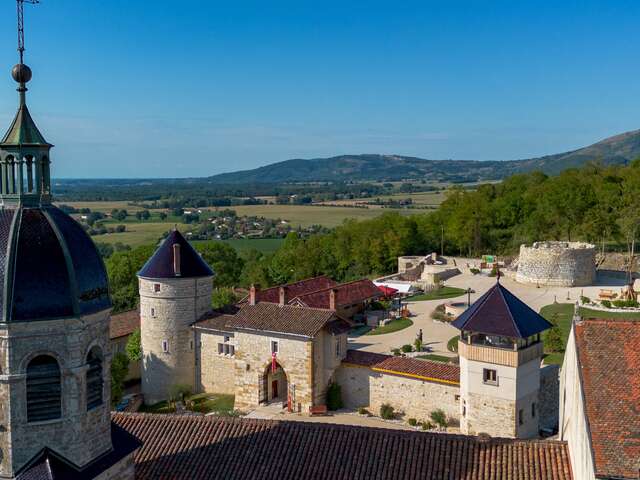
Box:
(452, 281, 553, 438)
(0, 3, 140, 478)
(137, 229, 214, 404)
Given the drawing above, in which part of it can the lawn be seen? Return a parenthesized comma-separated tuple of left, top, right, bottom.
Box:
(447, 336, 459, 352)
(139, 394, 235, 415)
(537, 303, 640, 365)
(366, 318, 413, 335)
(56, 200, 148, 213)
(416, 354, 454, 363)
(407, 287, 467, 302)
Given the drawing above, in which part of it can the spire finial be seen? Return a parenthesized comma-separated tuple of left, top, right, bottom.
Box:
(13, 1, 39, 104)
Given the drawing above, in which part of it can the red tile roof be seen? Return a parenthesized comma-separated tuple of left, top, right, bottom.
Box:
(110, 309, 140, 339)
(112, 413, 573, 480)
(253, 276, 337, 304)
(575, 319, 640, 479)
(344, 350, 460, 385)
(293, 278, 382, 309)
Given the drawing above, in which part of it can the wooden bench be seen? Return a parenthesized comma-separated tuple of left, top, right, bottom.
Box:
(598, 289, 617, 299)
(309, 405, 328, 416)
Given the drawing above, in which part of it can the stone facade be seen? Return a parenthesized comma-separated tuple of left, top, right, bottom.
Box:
(539, 364, 560, 432)
(516, 241, 596, 287)
(195, 329, 236, 395)
(336, 365, 460, 424)
(0, 309, 114, 478)
(139, 276, 212, 404)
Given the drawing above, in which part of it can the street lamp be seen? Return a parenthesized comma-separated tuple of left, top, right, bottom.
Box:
(467, 287, 472, 307)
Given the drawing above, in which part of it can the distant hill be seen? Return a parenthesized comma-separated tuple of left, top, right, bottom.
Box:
(208, 129, 640, 184)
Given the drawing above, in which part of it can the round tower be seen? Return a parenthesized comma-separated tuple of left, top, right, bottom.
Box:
(0, 58, 116, 475)
(452, 281, 553, 439)
(138, 230, 214, 404)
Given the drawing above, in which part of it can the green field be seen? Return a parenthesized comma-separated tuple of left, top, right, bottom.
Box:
(194, 238, 284, 254)
(92, 222, 190, 248)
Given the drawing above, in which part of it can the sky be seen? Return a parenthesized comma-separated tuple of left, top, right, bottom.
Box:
(0, 0, 639, 178)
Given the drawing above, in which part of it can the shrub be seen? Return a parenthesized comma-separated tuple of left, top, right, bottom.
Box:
(601, 300, 612, 308)
(430, 409, 447, 428)
(391, 348, 401, 356)
(401, 344, 413, 353)
(326, 382, 343, 411)
(169, 384, 192, 403)
(488, 266, 498, 277)
(580, 296, 590, 304)
(380, 403, 395, 420)
(470, 268, 480, 275)
(414, 338, 423, 352)
(431, 304, 449, 322)
(408, 418, 418, 426)
(125, 328, 141, 362)
(612, 299, 640, 308)
(421, 421, 433, 430)
(358, 407, 370, 415)
(545, 326, 564, 353)
(111, 352, 130, 405)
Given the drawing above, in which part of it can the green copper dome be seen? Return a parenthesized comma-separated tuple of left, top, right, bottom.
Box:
(0, 102, 50, 147)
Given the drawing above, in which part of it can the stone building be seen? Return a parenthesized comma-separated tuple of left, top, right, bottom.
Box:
(137, 229, 214, 404)
(452, 281, 554, 439)
(0, 51, 138, 478)
(515, 241, 597, 287)
(559, 312, 640, 480)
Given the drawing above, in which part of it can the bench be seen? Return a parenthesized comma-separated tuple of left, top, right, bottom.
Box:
(598, 289, 617, 299)
(309, 405, 328, 416)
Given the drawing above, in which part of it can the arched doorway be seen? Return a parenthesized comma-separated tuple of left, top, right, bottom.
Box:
(261, 362, 288, 406)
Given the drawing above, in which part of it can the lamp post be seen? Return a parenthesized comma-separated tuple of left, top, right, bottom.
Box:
(467, 287, 472, 307)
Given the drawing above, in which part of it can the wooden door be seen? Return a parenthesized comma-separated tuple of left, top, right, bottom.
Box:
(272, 380, 278, 399)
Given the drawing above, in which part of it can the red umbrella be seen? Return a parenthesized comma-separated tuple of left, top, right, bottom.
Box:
(377, 285, 398, 297)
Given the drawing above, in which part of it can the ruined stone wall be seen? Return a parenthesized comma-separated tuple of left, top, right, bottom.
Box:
(336, 365, 460, 424)
(0, 310, 113, 477)
(139, 276, 213, 404)
(539, 364, 560, 432)
(516, 242, 596, 287)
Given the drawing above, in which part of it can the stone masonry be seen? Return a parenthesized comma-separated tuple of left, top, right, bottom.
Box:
(516, 241, 596, 287)
(0, 309, 113, 478)
(139, 276, 212, 404)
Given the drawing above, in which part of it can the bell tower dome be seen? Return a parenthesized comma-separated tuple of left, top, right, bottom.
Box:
(452, 281, 553, 439)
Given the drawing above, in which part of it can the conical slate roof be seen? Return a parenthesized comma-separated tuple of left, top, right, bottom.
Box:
(451, 282, 553, 339)
(1, 103, 50, 146)
(138, 229, 214, 279)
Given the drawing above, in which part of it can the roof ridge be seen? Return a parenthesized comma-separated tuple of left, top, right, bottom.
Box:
(255, 302, 335, 315)
(261, 275, 333, 292)
(497, 283, 523, 338)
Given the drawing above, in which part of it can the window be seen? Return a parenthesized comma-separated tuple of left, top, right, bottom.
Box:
(518, 409, 524, 425)
(218, 343, 224, 354)
(224, 335, 230, 343)
(86, 348, 103, 410)
(462, 400, 466, 417)
(27, 355, 61, 422)
(271, 341, 279, 354)
(218, 337, 235, 357)
(532, 402, 536, 418)
(162, 340, 169, 353)
(229, 345, 235, 356)
(153, 283, 161, 293)
(483, 368, 498, 385)
(151, 308, 155, 317)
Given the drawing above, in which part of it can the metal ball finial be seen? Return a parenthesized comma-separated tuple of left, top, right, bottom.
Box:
(12, 63, 32, 84)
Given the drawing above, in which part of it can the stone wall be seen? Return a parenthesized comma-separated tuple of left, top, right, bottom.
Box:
(195, 329, 236, 395)
(336, 365, 460, 424)
(0, 309, 113, 477)
(539, 364, 559, 432)
(139, 276, 213, 404)
(516, 241, 596, 287)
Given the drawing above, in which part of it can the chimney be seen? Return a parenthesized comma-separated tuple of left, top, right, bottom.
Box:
(173, 244, 181, 276)
(249, 284, 259, 306)
(279, 286, 288, 306)
(329, 288, 338, 311)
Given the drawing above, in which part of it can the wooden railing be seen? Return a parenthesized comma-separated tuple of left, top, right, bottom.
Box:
(458, 341, 543, 367)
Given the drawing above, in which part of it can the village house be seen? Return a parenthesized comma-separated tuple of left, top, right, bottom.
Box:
(559, 311, 640, 480)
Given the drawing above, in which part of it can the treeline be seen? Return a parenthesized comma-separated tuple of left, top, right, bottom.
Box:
(105, 160, 640, 312)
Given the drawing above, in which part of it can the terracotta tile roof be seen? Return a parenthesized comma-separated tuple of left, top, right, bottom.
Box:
(110, 309, 140, 339)
(344, 349, 460, 385)
(293, 278, 382, 309)
(251, 276, 337, 304)
(112, 413, 573, 480)
(225, 303, 338, 337)
(575, 319, 640, 479)
(452, 282, 553, 339)
(193, 311, 236, 332)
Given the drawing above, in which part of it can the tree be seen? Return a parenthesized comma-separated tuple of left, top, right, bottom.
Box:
(126, 328, 141, 362)
(135, 210, 151, 221)
(111, 352, 130, 405)
(195, 242, 244, 287)
(211, 287, 238, 309)
(105, 245, 155, 313)
(159, 212, 168, 220)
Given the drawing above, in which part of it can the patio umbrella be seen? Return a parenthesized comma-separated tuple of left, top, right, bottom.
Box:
(377, 285, 398, 297)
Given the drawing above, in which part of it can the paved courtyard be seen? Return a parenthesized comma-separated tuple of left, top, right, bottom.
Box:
(351, 261, 626, 356)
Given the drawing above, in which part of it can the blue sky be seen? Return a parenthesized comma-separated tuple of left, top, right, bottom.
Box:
(0, 0, 639, 178)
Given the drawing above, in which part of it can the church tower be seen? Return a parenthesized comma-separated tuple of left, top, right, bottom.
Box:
(0, 3, 138, 478)
(452, 281, 553, 439)
(138, 229, 214, 404)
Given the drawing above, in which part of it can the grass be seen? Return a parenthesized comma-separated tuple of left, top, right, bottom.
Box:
(91, 222, 191, 248)
(447, 336, 459, 352)
(580, 306, 640, 320)
(407, 286, 467, 302)
(539, 303, 575, 365)
(138, 394, 235, 415)
(416, 354, 454, 363)
(366, 318, 413, 335)
(56, 200, 148, 213)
